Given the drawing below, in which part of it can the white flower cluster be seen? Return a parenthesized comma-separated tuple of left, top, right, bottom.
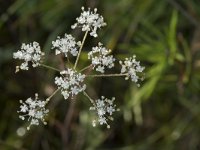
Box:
(55, 69, 86, 99)
(119, 55, 145, 83)
(17, 93, 49, 130)
(71, 7, 106, 37)
(13, 42, 44, 72)
(90, 96, 117, 128)
(14, 6, 145, 130)
(88, 43, 115, 73)
(52, 34, 81, 57)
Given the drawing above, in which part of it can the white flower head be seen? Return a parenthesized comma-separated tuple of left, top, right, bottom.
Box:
(119, 55, 145, 85)
(55, 69, 86, 100)
(88, 42, 115, 73)
(52, 34, 81, 57)
(90, 96, 117, 128)
(71, 7, 107, 37)
(13, 42, 44, 72)
(17, 93, 49, 130)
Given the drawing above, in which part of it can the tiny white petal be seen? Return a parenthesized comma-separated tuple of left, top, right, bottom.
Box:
(71, 7, 106, 37)
(52, 34, 79, 58)
(17, 94, 49, 130)
(90, 96, 118, 128)
(88, 43, 115, 73)
(55, 69, 86, 100)
(119, 55, 145, 83)
(13, 42, 44, 71)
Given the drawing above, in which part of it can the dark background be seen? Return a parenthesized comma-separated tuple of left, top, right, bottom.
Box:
(0, 0, 200, 150)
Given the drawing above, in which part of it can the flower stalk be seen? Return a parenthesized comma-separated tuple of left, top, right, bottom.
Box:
(46, 88, 60, 102)
(74, 30, 89, 69)
(86, 73, 128, 78)
(41, 64, 60, 72)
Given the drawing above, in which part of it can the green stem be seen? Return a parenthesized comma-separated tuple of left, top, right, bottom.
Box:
(79, 64, 93, 72)
(41, 64, 60, 72)
(86, 73, 128, 78)
(74, 30, 89, 69)
(83, 91, 96, 107)
(46, 88, 60, 102)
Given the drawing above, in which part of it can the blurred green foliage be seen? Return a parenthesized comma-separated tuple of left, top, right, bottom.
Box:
(1, 0, 200, 150)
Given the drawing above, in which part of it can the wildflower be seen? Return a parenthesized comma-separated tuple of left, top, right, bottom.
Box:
(52, 34, 81, 57)
(14, 6, 145, 131)
(17, 93, 49, 130)
(71, 7, 106, 37)
(88, 42, 115, 73)
(90, 96, 117, 128)
(119, 55, 145, 84)
(55, 69, 86, 99)
(13, 42, 44, 72)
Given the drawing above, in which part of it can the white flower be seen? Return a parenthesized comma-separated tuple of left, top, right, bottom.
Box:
(88, 42, 115, 73)
(52, 34, 80, 57)
(17, 93, 49, 130)
(119, 55, 145, 84)
(55, 69, 86, 100)
(90, 96, 117, 128)
(13, 42, 44, 72)
(71, 7, 106, 37)
(92, 120, 96, 127)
